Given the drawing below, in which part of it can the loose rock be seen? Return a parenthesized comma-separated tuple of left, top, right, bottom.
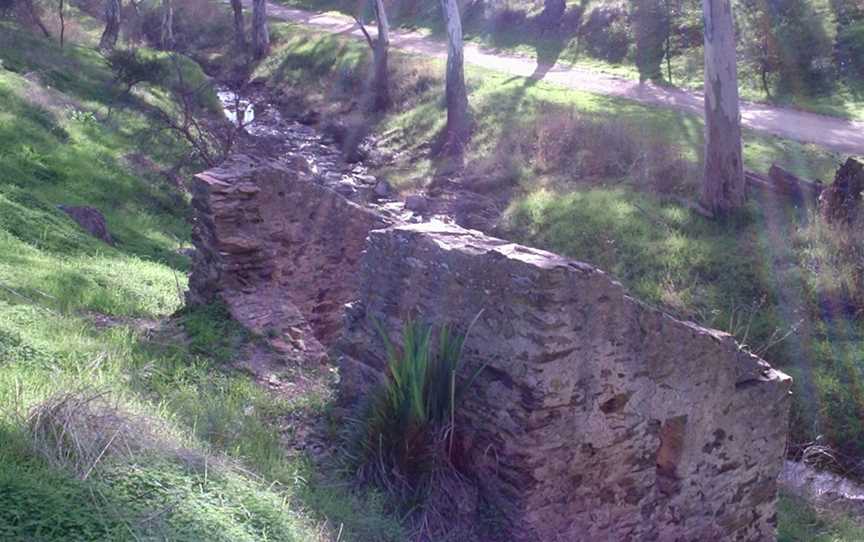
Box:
(373, 179, 391, 198)
(405, 194, 429, 213)
(58, 205, 114, 245)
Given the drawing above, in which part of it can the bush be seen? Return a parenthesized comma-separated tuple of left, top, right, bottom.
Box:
(350, 319, 483, 504)
(138, 0, 232, 52)
(505, 105, 693, 193)
(580, 2, 631, 63)
(106, 48, 168, 93)
(772, 0, 836, 95)
(836, 22, 864, 79)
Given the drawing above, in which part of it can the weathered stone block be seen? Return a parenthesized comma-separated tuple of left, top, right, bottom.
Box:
(339, 222, 792, 541)
(188, 155, 392, 357)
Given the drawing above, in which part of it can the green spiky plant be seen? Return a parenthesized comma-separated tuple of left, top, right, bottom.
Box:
(350, 317, 484, 505)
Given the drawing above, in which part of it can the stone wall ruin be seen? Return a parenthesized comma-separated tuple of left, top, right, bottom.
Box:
(339, 223, 792, 541)
(189, 156, 792, 541)
(188, 154, 392, 360)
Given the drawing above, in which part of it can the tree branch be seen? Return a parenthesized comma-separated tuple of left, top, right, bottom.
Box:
(353, 15, 375, 49)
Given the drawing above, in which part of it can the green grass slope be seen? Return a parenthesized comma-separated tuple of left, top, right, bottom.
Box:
(0, 20, 400, 542)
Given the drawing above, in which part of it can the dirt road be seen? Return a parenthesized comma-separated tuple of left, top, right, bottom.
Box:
(257, 1, 864, 155)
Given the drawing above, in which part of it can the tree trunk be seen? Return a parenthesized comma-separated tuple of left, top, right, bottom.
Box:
(440, 0, 471, 154)
(371, 0, 390, 111)
(701, 0, 745, 215)
(539, 0, 565, 29)
(58, 0, 65, 48)
(24, 0, 52, 38)
(251, 0, 270, 59)
(99, 0, 122, 51)
(231, 0, 246, 50)
(161, 0, 174, 50)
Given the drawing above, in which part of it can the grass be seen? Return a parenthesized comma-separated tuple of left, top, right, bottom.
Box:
(350, 321, 477, 503)
(777, 492, 864, 541)
(259, 24, 844, 189)
(0, 15, 403, 542)
(0, 304, 402, 540)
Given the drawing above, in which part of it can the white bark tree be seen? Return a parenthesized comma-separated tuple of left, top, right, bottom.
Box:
(252, 0, 270, 59)
(439, 0, 471, 154)
(701, 0, 746, 215)
(371, 0, 390, 111)
(355, 0, 391, 111)
(161, 0, 174, 50)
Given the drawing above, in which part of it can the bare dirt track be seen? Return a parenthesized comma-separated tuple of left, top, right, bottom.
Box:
(252, 0, 864, 155)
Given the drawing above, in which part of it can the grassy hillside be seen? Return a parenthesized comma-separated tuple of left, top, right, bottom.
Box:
(0, 18, 401, 542)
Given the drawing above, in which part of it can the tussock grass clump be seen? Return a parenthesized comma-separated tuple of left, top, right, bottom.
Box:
(28, 390, 195, 479)
(350, 319, 483, 507)
(796, 212, 864, 315)
(504, 104, 696, 193)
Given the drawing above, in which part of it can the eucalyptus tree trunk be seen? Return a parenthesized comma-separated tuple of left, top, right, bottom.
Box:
(251, 0, 270, 59)
(370, 0, 390, 111)
(161, 0, 174, 50)
(440, 0, 471, 154)
(231, 0, 246, 50)
(58, 0, 65, 48)
(98, 0, 121, 51)
(24, 0, 51, 38)
(539, 0, 565, 29)
(701, 0, 745, 215)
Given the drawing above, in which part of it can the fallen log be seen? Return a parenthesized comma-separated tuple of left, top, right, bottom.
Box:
(745, 164, 823, 205)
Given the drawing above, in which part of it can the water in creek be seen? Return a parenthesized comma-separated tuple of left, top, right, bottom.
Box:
(781, 460, 864, 516)
(217, 88, 255, 126)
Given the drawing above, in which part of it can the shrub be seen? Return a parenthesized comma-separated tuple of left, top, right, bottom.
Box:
(771, 0, 836, 95)
(580, 2, 631, 63)
(506, 105, 693, 193)
(836, 22, 864, 79)
(350, 319, 483, 504)
(795, 212, 864, 316)
(105, 48, 168, 93)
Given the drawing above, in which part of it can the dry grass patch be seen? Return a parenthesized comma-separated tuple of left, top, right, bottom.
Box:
(28, 390, 201, 479)
(500, 104, 697, 194)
